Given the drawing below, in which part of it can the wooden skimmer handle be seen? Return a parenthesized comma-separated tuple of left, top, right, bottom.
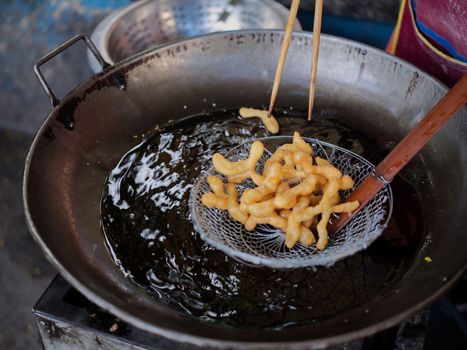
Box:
(329, 74, 467, 234)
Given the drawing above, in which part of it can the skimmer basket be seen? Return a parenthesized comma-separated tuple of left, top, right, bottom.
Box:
(190, 136, 393, 269)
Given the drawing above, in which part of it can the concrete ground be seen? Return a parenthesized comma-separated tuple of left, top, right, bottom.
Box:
(0, 129, 56, 349)
(0, 2, 127, 348)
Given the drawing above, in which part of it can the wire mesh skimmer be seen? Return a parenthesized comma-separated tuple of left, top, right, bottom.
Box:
(189, 136, 392, 269)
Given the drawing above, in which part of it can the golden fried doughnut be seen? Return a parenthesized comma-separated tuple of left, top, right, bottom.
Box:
(213, 140, 264, 184)
(201, 176, 248, 224)
(202, 132, 359, 251)
(239, 107, 280, 134)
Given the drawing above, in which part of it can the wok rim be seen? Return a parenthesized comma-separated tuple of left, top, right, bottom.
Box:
(23, 30, 467, 348)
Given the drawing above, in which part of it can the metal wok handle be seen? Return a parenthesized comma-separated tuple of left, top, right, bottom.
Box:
(34, 33, 110, 108)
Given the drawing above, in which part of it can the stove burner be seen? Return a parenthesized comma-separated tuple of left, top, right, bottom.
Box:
(33, 275, 467, 349)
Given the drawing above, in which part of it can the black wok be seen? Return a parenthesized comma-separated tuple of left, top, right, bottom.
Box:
(24, 31, 467, 348)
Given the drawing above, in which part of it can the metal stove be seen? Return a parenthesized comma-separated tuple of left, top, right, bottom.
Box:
(33, 275, 467, 349)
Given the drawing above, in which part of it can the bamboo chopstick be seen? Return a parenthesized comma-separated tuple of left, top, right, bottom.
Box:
(267, 0, 301, 117)
(308, 0, 323, 121)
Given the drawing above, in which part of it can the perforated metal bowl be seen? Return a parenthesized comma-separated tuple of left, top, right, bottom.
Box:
(88, 0, 302, 72)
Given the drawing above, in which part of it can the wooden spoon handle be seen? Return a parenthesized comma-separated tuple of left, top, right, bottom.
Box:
(329, 74, 467, 234)
(376, 74, 467, 182)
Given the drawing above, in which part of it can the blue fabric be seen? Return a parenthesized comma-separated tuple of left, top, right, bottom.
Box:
(410, 0, 467, 62)
(297, 12, 393, 50)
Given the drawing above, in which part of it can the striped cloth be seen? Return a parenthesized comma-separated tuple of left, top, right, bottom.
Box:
(387, 0, 467, 87)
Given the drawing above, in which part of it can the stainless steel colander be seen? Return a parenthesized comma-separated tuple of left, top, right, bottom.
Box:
(88, 0, 302, 72)
(190, 136, 393, 269)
